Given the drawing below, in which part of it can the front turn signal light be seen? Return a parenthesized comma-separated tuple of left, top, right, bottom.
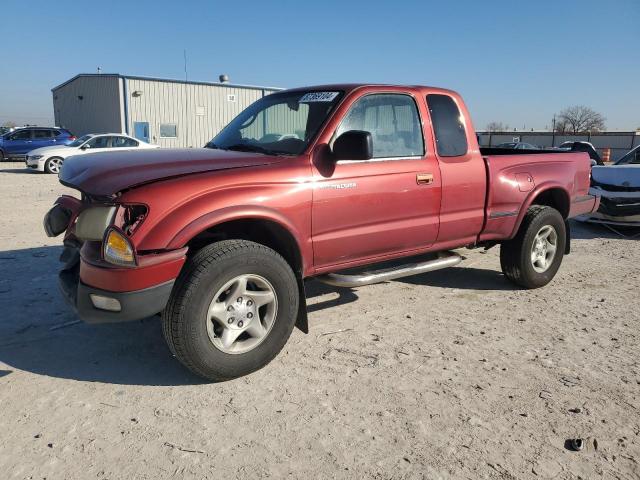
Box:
(103, 228, 136, 267)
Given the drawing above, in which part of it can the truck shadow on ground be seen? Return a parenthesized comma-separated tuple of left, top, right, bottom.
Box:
(570, 219, 640, 240)
(0, 230, 606, 386)
(0, 246, 361, 386)
(396, 263, 514, 290)
(0, 246, 206, 386)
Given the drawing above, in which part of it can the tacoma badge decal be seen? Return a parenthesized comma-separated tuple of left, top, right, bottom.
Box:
(317, 182, 357, 190)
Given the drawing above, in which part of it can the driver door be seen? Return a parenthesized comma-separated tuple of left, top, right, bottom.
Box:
(311, 92, 441, 269)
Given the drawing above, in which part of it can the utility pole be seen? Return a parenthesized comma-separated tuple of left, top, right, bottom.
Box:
(183, 50, 188, 82)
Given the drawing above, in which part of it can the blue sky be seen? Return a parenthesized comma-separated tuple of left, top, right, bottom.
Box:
(1, 0, 638, 130)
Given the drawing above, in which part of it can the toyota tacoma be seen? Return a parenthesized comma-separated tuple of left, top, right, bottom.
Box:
(44, 84, 599, 380)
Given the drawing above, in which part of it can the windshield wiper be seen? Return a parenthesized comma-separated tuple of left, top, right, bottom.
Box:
(224, 143, 285, 156)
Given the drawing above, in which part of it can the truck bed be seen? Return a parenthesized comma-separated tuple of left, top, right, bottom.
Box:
(480, 147, 566, 156)
(478, 150, 595, 242)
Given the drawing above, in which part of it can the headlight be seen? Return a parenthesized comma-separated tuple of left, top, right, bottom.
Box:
(75, 206, 116, 241)
(31, 155, 43, 160)
(103, 228, 136, 267)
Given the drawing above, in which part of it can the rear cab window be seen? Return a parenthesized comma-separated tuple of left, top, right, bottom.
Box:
(335, 93, 424, 159)
(426, 94, 468, 157)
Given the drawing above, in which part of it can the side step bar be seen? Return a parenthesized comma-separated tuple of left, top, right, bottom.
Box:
(316, 251, 462, 288)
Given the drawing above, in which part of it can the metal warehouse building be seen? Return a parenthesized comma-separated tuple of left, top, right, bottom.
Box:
(51, 74, 281, 148)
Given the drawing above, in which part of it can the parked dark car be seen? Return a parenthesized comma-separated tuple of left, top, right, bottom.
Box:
(0, 127, 76, 160)
(558, 141, 603, 165)
(495, 142, 539, 150)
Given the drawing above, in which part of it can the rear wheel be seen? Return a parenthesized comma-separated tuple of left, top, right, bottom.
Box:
(0, 150, 5, 161)
(44, 157, 63, 174)
(162, 240, 299, 381)
(500, 206, 566, 289)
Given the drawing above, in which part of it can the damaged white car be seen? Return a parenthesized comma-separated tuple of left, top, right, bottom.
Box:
(589, 145, 640, 226)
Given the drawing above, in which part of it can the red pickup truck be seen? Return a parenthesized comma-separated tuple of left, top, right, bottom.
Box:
(45, 84, 599, 380)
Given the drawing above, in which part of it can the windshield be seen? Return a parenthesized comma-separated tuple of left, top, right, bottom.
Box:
(615, 145, 640, 165)
(206, 90, 344, 155)
(68, 134, 93, 147)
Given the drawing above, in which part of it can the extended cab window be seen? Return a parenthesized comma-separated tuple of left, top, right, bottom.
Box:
(336, 94, 424, 158)
(427, 94, 468, 157)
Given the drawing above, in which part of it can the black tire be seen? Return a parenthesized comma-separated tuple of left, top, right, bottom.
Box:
(162, 240, 299, 381)
(0, 150, 5, 161)
(500, 206, 566, 289)
(44, 157, 63, 174)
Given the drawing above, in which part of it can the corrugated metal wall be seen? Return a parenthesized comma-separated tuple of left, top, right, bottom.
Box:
(52, 75, 123, 136)
(125, 78, 277, 148)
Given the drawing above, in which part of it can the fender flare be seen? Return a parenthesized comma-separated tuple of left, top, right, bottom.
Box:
(167, 205, 310, 334)
(166, 204, 310, 270)
(509, 182, 570, 239)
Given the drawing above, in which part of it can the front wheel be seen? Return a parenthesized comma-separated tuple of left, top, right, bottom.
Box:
(162, 240, 299, 381)
(44, 157, 63, 174)
(500, 206, 566, 289)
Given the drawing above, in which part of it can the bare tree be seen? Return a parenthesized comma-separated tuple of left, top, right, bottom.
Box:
(555, 106, 605, 133)
(1, 121, 17, 128)
(486, 121, 508, 132)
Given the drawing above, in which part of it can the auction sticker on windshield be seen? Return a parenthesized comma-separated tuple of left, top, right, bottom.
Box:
(299, 92, 340, 103)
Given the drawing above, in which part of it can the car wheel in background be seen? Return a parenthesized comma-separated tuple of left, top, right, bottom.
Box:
(0, 150, 5, 161)
(162, 240, 299, 381)
(44, 157, 63, 174)
(500, 206, 566, 289)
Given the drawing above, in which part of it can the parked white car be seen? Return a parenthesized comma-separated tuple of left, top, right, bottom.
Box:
(25, 133, 159, 174)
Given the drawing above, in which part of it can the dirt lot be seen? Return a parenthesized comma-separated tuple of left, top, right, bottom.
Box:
(0, 161, 639, 479)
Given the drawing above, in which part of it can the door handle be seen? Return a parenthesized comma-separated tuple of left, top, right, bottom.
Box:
(416, 173, 434, 185)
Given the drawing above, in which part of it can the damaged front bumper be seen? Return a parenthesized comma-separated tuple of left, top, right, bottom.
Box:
(56, 241, 183, 324)
(45, 198, 187, 324)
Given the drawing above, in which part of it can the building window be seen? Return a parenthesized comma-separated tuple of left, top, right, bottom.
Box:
(160, 124, 177, 138)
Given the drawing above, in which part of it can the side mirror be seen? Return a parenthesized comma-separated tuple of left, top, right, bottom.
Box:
(80, 144, 89, 150)
(332, 130, 373, 161)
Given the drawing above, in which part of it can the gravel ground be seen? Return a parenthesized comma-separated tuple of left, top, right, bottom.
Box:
(0, 161, 639, 479)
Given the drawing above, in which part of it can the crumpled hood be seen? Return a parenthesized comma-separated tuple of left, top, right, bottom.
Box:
(59, 148, 285, 197)
(591, 165, 640, 189)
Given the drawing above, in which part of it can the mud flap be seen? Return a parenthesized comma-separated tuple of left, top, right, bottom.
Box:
(564, 219, 571, 254)
(295, 276, 309, 334)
